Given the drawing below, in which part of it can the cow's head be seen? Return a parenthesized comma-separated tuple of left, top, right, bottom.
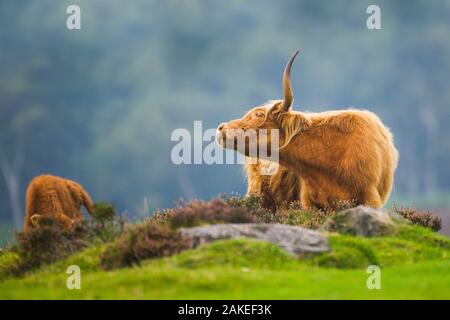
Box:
(216, 50, 303, 156)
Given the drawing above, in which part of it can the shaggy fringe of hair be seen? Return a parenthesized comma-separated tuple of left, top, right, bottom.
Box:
(265, 100, 309, 149)
(278, 114, 307, 149)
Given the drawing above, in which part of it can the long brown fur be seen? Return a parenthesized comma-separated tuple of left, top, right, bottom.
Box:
(23, 175, 94, 232)
(244, 159, 301, 211)
(217, 51, 399, 210)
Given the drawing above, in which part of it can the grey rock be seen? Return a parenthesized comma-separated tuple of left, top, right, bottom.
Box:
(179, 223, 329, 256)
(320, 205, 408, 237)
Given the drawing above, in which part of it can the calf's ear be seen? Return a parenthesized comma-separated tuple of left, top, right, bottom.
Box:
(30, 214, 43, 227)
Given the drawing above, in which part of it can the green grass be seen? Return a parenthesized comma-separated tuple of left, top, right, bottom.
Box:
(310, 225, 450, 268)
(0, 224, 449, 299)
(0, 250, 20, 281)
(1, 258, 449, 299)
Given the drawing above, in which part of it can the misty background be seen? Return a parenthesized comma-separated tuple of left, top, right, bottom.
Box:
(1, 0, 450, 240)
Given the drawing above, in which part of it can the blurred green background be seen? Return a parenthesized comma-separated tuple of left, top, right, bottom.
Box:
(1, 0, 450, 241)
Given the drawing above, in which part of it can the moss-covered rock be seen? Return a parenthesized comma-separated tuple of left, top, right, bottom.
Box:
(179, 223, 329, 256)
(320, 206, 408, 237)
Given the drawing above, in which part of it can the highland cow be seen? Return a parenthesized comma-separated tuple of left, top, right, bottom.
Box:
(217, 51, 399, 210)
(24, 175, 94, 231)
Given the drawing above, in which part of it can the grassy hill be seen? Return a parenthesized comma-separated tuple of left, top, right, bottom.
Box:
(0, 198, 449, 299)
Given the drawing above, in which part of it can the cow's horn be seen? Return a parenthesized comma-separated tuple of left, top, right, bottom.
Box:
(282, 50, 299, 111)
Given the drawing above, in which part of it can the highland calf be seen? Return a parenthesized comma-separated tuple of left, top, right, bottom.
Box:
(24, 175, 94, 232)
(245, 159, 301, 211)
(217, 51, 399, 210)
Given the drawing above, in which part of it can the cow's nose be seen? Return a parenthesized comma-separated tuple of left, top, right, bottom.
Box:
(218, 123, 226, 131)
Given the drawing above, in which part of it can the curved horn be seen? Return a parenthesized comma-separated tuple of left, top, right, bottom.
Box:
(282, 50, 299, 111)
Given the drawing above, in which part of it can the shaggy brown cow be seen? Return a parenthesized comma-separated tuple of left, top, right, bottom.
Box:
(245, 159, 301, 211)
(217, 50, 399, 210)
(23, 175, 94, 232)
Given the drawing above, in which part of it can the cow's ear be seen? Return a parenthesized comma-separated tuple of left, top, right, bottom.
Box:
(268, 101, 285, 119)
